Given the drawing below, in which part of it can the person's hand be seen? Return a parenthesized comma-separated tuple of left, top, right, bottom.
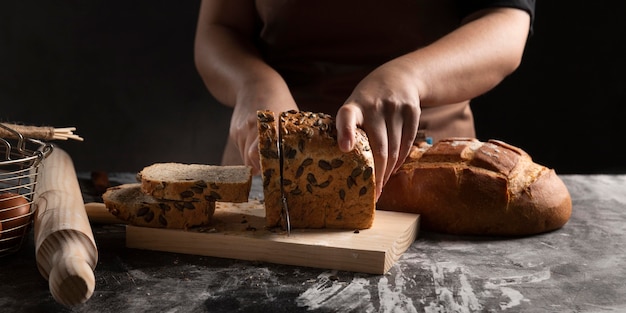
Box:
(335, 60, 421, 200)
(228, 104, 263, 175)
(229, 85, 298, 176)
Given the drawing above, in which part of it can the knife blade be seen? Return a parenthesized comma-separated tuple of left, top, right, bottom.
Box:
(278, 113, 291, 236)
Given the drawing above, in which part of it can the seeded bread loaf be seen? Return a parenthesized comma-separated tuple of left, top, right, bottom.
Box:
(377, 138, 572, 236)
(257, 110, 376, 230)
(257, 110, 283, 227)
(138, 163, 252, 202)
(102, 183, 216, 229)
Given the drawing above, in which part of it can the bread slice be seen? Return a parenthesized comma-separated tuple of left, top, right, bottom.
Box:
(102, 183, 216, 229)
(257, 110, 282, 227)
(138, 163, 252, 202)
(257, 110, 376, 230)
(377, 138, 572, 236)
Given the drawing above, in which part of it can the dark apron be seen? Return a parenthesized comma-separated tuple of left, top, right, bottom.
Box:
(222, 0, 475, 165)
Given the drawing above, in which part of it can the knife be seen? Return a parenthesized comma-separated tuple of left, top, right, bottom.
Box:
(278, 114, 291, 236)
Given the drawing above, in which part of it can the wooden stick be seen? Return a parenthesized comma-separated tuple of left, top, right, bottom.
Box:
(84, 202, 127, 224)
(33, 147, 97, 306)
(0, 123, 84, 141)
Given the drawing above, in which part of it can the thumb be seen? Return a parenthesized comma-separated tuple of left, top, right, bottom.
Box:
(335, 104, 363, 152)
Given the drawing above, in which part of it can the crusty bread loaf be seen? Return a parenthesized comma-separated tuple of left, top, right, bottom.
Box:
(258, 110, 376, 230)
(102, 183, 216, 229)
(377, 138, 572, 236)
(138, 163, 252, 202)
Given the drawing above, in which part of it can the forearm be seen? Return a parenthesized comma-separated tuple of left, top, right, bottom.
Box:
(398, 7, 531, 106)
(194, 25, 291, 109)
(194, 0, 295, 110)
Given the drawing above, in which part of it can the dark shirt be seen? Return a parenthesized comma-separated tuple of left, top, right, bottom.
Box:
(459, 0, 535, 33)
(254, 0, 535, 141)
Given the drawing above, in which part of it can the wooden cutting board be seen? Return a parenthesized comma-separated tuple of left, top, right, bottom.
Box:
(123, 200, 419, 274)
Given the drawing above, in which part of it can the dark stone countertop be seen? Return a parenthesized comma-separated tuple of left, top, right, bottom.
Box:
(0, 174, 625, 312)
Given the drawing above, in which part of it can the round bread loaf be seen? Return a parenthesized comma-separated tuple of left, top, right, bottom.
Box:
(377, 138, 572, 236)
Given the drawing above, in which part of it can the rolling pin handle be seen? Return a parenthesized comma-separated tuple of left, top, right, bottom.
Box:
(48, 249, 95, 306)
(33, 147, 99, 306)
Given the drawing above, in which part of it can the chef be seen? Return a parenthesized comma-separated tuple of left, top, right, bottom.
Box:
(194, 0, 535, 198)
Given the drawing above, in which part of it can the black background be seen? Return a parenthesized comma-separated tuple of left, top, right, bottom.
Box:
(1, 1, 624, 174)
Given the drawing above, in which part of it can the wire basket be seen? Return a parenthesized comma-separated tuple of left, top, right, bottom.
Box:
(0, 123, 53, 257)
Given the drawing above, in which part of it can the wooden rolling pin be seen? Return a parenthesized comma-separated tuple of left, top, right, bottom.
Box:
(33, 146, 98, 306)
(84, 202, 127, 224)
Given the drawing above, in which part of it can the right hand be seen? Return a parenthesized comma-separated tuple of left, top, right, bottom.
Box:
(335, 59, 421, 200)
(229, 85, 298, 175)
(228, 105, 263, 175)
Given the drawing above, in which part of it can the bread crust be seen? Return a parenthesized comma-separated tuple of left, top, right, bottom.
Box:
(258, 110, 376, 230)
(377, 138, 572, 236)
(103, 183, 216, 229)
(138, 163, 252, 203)
(257, 110, 282, 227)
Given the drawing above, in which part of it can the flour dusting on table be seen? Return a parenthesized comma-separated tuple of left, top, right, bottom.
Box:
(296, 255, 555, 312)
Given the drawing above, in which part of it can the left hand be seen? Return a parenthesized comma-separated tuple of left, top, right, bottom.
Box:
(335, 60, 421, 200)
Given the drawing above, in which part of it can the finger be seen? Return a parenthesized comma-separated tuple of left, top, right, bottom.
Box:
(381, 112, 401, 188)
(335, 104, 364, 153)
(361, 117, 388, 201)
(393, 105, 420, 174)
(230, 119, 249, 166)
(235, 135, 248, 167)
(246, 136, 261, 176)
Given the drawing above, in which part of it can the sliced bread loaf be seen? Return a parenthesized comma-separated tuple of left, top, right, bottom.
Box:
(138, 163, 252, 202)
(257, 110, 283, 227)
(102, 183, 216, 229)
(258, 110, 376, 230)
